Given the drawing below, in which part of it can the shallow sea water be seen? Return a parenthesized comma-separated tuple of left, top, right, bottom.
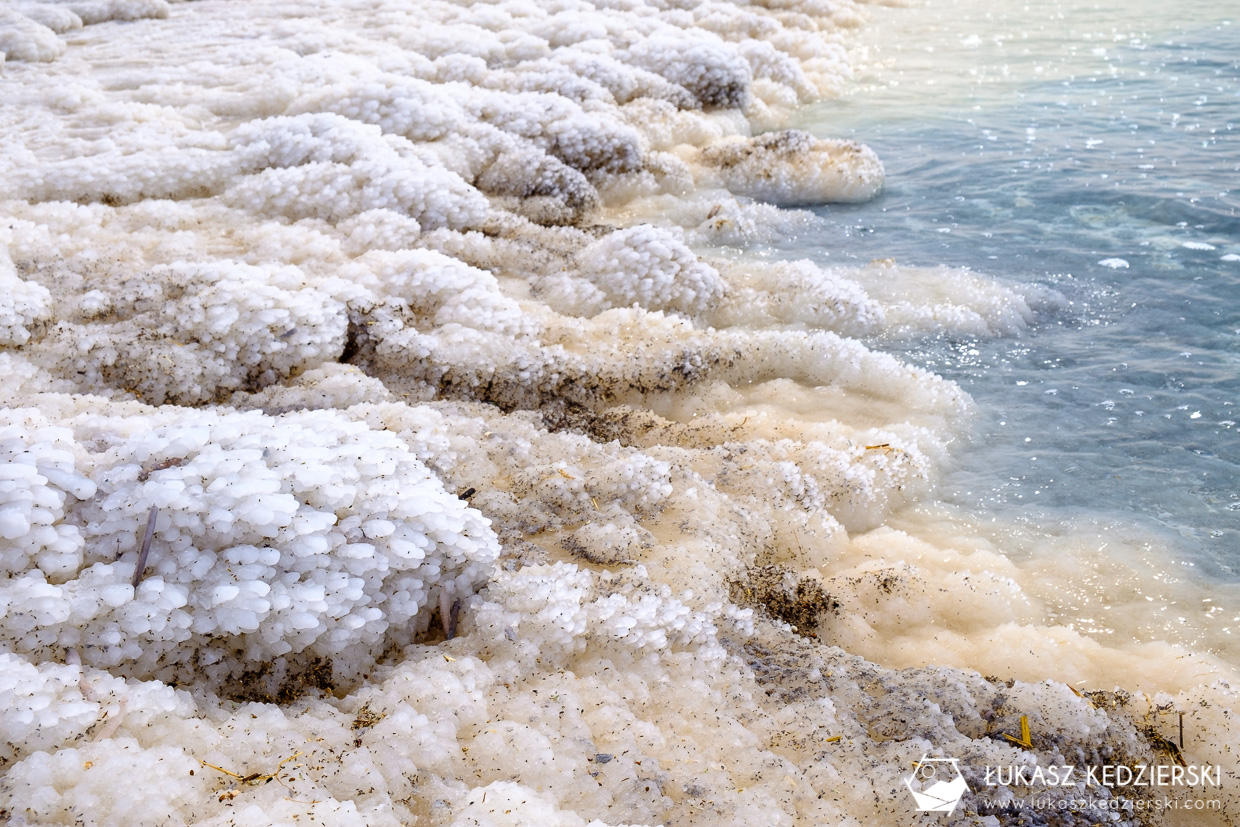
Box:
(790, 0, 1240, 660)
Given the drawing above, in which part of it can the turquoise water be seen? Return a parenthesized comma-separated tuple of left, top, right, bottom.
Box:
(795, 4, 1240, 575)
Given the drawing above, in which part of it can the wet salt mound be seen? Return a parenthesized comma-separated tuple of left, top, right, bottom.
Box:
(698, 129, 884, 205)
(1, 0, 1237, 825)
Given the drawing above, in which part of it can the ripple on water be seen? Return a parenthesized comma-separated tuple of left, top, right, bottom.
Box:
(789, 5, 1240, 582)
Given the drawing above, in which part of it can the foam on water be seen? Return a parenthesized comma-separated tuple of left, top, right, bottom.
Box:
(785, 0, 1240, 685)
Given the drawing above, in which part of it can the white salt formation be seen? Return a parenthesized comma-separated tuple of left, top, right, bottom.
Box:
(0, 0, 1237, 826)
(0, 407, 497, 690)
(696, 130, 884, 204)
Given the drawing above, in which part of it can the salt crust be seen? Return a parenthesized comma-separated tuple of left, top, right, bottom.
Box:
(696, 130, 884, 205)
(0, 0, 1237, 825)
(0, 240, 52, 347)
(0, 6, 67, 63)
(0, 406, 497, 688)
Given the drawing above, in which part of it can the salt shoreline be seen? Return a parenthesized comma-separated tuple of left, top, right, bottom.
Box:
(1, 0, 1237, 824)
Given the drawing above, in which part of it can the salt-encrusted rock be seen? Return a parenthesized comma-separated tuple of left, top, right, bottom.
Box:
(698, 129, 885, 204)
(289, 77, 470, 144)
(561, 521, 654, 565)
(575, 225, 725, 318)
(25, 260, 346, 405)
(234, 363, 393, 412)
(1, 1, 1232, 826)
(0, 406, 499, 688)
(852, 259, 1064, 339)
(0, 420, 93, 577)
(0, 6, 65, 62)
(625, 31, 753, 110)
(364, 248, 533, 338)
(545, 48, 699, 109)
(0, 241, 52, 347)
(226, 114, 492, 230)
(11, 3, 83, 34)
(52, 0, 169, 26)
(469, 89, 645, 176)
(711, 258, 884, 337)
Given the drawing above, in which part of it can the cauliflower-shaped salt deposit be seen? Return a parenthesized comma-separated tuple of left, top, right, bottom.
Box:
(226, 113, 490, 230)
(469, 88, 645, 176)
(288, 77, 469, 144)
(625, 31, 753, 110)
(0, 6, 66, 62)
(366, 248, 533, 338)
(472, 563, 721, 667)
(0, 407, 499, 689)
(28, 260, 346, 405)
(575, 225, 725, 318)
(0, 420, 95, 577)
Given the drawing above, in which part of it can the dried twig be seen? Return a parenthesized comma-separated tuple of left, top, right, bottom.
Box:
(1001, 714, 1033, 748)
(447, 599, 462, 640)
(132, 506, 158, 588)
(201, 751, 303, 785)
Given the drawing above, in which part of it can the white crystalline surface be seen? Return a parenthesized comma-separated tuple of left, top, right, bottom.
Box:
(0, 407, 496, 683)
(0, 1, 1236, 826)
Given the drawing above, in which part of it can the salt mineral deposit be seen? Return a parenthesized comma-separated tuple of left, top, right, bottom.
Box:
(0, 0, 1236, 825)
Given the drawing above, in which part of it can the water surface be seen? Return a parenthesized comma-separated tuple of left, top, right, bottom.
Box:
(795, 1, 1240, 580)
